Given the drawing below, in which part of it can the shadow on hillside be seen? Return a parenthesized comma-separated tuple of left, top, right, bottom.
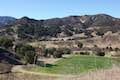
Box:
(0, 48, 22, 65)
(45, 64, 57, 68)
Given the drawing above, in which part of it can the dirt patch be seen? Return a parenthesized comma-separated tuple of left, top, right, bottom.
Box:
(37, 55, 71, 64)
(0, 63, 12, 74)
(0, 73, 57, 80)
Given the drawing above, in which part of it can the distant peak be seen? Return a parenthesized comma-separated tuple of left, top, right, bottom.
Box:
(79, 13, 112, 17)
(0, 16, 16, 18)
(20, 16, 30, 20)
(95, 13, 110, 16)
(92, 14, 114, 18)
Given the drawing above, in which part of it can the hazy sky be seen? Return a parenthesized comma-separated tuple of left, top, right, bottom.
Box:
(0, 0, 119, 19)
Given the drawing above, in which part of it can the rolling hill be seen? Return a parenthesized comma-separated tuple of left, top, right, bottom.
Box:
(0, 16, 16, 27)
(0, 14, 120, 40)
(0, 14, 119, 43)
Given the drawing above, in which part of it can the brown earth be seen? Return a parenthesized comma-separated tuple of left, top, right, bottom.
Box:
(84, 32, 120, 48)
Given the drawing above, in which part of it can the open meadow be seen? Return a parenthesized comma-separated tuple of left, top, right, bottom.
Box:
(27, 55, 120, 75)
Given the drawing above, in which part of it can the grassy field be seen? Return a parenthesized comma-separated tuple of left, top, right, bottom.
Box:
(29, 55, 119, 75)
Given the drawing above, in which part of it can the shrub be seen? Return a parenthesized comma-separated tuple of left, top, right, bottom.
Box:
(15, 44, 36, 64)
(64, 48, 71, 54)
(52, 48, 64, 58)
(0, 37, 13, 48)
(114, 48, 120, 52)
(106, 46, 113, 51)
(80, 52, 90, 55)
(59, 48, 71, 54)
(77, 42, 83, 48)
(43, 48, 71, 58)
(96, 51, 105, 56)
(53, 50, 63, 58)
(43, 48, 49, 57)
(109, 47, 113, 51)
(43, 48, 56, 57)
(106, 46, 109, 50)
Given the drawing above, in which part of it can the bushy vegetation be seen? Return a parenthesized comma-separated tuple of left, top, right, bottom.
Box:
(17, 24, 61, 39)
(15, 44, 36, 64)
(43, 48, 71, 58)
(92, 45, 105, 56)
(77, 42, 83, 48)
(0, 37, 13, 48)
(96, 51, 105, 56)
(44, 48, 63, 58)
(0, 36, 37, 64)
(43, 48, 56, 57)
(53, 50, 62, 58)
(106, 46, 113, 51)
(80, 52, 90, 55)
(114, 48, 120, 51)
(61, 48, 71, 54)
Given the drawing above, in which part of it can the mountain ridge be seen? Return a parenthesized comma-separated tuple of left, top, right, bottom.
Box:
(0, 16, 16, 27)
(0, 14, 120, 40)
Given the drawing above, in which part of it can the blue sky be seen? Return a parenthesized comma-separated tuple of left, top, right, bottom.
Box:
(0, 0, 120, 19)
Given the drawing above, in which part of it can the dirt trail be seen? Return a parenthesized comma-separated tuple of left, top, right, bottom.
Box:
(37, 55, 72, 64)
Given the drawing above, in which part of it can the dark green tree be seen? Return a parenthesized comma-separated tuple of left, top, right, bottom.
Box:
(15, 44, 36, 64)
(77, 42, 83, 48)
(52, 48, 64, 58)
(43, 48, 56, 57)
(0, 37, 13, 48)
(53, 50, 63, 58)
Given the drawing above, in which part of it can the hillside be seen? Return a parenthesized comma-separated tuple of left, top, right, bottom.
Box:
(0, 48, 22, 73)
(0, 14, 120, 41)
(83, 31, 120, 48)
(0, 16, 16, 27)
